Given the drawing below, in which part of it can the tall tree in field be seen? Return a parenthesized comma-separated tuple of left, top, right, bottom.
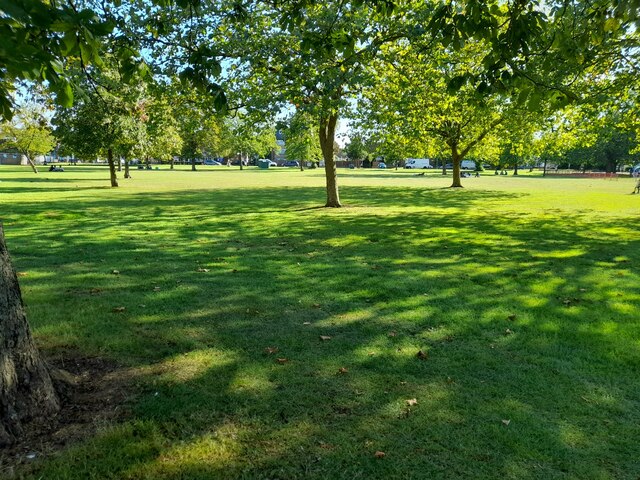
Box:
(0, 225, 59, 446)
(283, 111, 322, 171)
(217, 1, 401, 206)
(0, 106, 55, 173)
(53, 56, 151, 186)
(218, 115, 277, 170)
(359, 41, 513, 187)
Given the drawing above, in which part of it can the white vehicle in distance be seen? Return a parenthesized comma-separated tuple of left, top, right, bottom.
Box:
(404, 158, 432, 169)
(461, 160, 476, 169)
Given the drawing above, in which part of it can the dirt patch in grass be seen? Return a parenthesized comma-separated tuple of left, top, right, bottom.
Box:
(0, 352, 138, 476)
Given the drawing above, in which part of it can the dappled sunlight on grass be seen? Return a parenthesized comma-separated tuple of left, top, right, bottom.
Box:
(1, 166, 639, 478)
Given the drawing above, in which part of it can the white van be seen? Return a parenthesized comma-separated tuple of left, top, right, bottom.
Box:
(461, 160, 476, 169)
(404, 158, 432, 169)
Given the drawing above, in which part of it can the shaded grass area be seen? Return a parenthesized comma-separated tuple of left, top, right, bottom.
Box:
(1, 166, 639, 479)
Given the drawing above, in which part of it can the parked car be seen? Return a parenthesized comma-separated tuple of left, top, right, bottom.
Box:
(378, 162, 387, 169)
(404, 158, 432, 169)
(282, 160, 300, 167)
(204, 159, 222, 166)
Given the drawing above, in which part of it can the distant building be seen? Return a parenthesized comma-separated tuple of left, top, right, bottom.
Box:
(0, 149, 27, 165)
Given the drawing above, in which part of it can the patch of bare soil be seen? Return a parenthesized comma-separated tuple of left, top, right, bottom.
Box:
(0, 352, 138, 476)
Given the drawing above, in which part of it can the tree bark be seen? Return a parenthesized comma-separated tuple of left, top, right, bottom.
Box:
(26, 156, 38, 174)
(239, 153, 244, 171)
(124, 158, 131, 179)
(451, 145, 463, 188)
(107, 148, 118, 187)
(0, 225, 60, 446)
(543, 157, 548, 177)
(170, 158, 175, 170)
(513, 161, 519, 176)
(319, 114, 341, 207)
(117, 158, 122, 172)
(191, 158, 197, 171)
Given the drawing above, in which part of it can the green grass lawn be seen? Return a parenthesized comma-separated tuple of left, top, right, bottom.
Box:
(1, 165, 639, 479)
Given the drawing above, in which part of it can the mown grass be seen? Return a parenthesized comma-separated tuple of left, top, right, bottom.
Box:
(1, 165, 639, 479)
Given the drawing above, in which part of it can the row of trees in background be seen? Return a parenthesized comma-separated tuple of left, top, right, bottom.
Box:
(1, 1, 638, 196)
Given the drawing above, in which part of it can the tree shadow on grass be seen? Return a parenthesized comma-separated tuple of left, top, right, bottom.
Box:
(5, 185, 640, 479)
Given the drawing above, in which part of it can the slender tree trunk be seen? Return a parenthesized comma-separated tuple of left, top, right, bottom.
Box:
(299, 160, 304, 172)
(0, 225, 60, 446)
(513, 161, 519, 176)
(107, 148, 118, 187)
(319, 114, 341, 207)
(145, 156, 150, 169)
(124, 158, 131, 179)
(451, 145, 463, 188)
(543, 157, 548, 177)
(442, 160, 447, 176)
(170, 158, 175, 170)
(117, 158, 122, 172)
(239, 153, 244, 171)
(191, 158, 196, 171)
(26, 155, 38, 174)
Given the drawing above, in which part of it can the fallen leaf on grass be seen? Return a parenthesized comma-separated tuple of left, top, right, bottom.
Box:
(416, 350, 428, 359)
(338, 367, 348, 374)
(17, 272, 28, 277)
(303, 322, 311, 325)
(111, 270, 120, 275)
(264, 347, 279, 354)
(196, 268, 210, 273)
(374, 451, 386, 458)
(112, 306, 126, 313)
(231, 269, 238, 273)
(276, 358, 289, 364)
(505, 328, 514, 335)
(388, 331, 397, 337)
(89, 288, 102, 295)
(153, 286, 161, 291)
(368, 352, 376, 356)
(406, 398, 418, 406)
(312, 303, 321, 308)
(507, 314, 517, 321)
(319, 335, 332, 341)
(502, 419, 511, 426)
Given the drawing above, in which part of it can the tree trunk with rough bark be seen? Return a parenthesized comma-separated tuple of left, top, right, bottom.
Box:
(451, 145, 463, 188)
(26, 156, 38, 174)
(319, 114, 341, 207)
(0, 225, 60, 446)
(191, 158, 197, 171)
(513, 161, 519, 176)
(107, 148, 118, 187)
(124, 158, 131, 179)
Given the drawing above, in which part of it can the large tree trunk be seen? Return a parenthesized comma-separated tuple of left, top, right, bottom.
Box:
(319, 114, 341, 207)
(513, 161, 519, 176)
(0, 225, 60, 446)
(451, 145, 463, 188)
(26, 156, 38, 174)
(124, 158, 131, 179)
(107, 148, 118, 187)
